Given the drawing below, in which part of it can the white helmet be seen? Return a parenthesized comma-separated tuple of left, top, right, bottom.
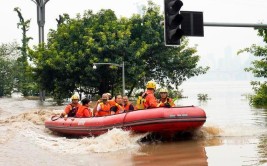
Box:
(159, 88, 168, 93)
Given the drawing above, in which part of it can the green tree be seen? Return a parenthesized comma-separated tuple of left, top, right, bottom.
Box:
(14, 7, 37, 96)
(0, 42, 20, 97)
(29, 1, 208, 102)
(29, 9, 132, 102)
(238, 28, 267, 107)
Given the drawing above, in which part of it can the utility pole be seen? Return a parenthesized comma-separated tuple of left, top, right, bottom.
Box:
(31, 0, 50, 101)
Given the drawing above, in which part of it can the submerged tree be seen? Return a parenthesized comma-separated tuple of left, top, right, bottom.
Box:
(14, 7, 37, 96)
(238, 28, 267, 107)
(0, 42, 20, 97)
(29, 1, 209, 102)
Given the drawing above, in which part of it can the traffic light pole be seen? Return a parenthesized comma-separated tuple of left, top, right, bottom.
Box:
(204, 22, 267, 28)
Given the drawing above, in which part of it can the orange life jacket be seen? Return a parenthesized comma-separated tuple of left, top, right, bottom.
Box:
(108, 100, 117, 106)
(75, 105, 92, 118)
(123, 103, 135, 112)
(157, 97, 175, 107)
(108, 100, 123, 114)
(96, 102, 111, 117)
(143, 90, 158, 109)
(64, 103, 81, 117)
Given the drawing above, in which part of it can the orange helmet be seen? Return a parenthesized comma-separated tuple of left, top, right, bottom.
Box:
(146, 81, 156, 89)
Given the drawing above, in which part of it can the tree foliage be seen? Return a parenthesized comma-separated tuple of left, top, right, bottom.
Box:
(29, 1, 209, 102)
(0, 42, 20, 97)
(14, 7, 37, 96)
(238, 28, 267, 107)
(249, 81, 267, 107)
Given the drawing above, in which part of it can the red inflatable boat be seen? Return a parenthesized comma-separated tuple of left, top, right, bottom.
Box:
(45, 106, 206, 137)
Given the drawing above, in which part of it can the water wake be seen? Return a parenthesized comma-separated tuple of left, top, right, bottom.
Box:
(21, 128, 146, 154)
(0, 108, 147, 154)
(0, 108, 60, 144)
(196, 124, 266, 139)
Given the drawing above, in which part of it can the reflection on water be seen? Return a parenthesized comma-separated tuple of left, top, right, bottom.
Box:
(258, 134, 267, 165)
(133, 141, 208, 166)
(252, 108, 267, 128)
(0, 81, 267, 166)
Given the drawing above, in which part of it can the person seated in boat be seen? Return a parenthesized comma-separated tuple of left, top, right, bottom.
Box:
(110, 94, 124, 114)
(157, 88, 175, 108)
(106, 92, 115, 106)
(123, 95, 135, 112)
(75, 98, 92, 118)
(136, 81, 158, 109)
(93, 92, 108, 115)
(106, 92, 113, 100)
(61, 94, 81, 118)
(94, 93, 112, 117)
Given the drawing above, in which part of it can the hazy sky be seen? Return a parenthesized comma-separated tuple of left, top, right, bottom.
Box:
(1, 0, 266, 81)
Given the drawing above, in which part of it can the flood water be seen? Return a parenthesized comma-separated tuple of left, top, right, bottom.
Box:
(0, 81, 267, 166)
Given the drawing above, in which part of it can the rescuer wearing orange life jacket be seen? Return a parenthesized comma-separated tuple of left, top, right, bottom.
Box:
(142, 81, 158, 109)
(157, 88, 175, 108)
(123, 96, 135, 112)
(61, 94, 81, 118)
(94, 93, 112, 117)
(75, 98, 92, 118)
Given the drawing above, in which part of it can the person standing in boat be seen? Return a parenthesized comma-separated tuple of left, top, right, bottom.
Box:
(140, 81, 158, 109)
(157, 88, 175, 108)
(135, 92, 146, 110)
(123, 95, 135, 112)
(93, 93, 112, 116)
(61, 94, 81, 118)
(75, 98, 92, 118)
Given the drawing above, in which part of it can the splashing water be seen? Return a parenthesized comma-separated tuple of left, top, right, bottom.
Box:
(195, 125, 223, 139)
(21, 127, 147, 154)
(0, 107, 147, 154)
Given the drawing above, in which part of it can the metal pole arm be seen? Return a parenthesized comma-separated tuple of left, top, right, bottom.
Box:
(44, 0, 50, 5)
(204, 22, 267, 28)
(93, 62, 122, 67)
(31, 0, 37, 4)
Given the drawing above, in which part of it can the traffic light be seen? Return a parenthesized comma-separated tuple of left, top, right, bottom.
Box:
(164, 0, 184, 45)
(181, 11, 204, 37)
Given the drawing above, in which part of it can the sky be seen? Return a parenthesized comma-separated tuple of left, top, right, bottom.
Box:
(1, 0, 267, 81)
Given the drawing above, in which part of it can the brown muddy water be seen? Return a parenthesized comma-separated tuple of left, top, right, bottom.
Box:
(0, 81, 266, 166)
